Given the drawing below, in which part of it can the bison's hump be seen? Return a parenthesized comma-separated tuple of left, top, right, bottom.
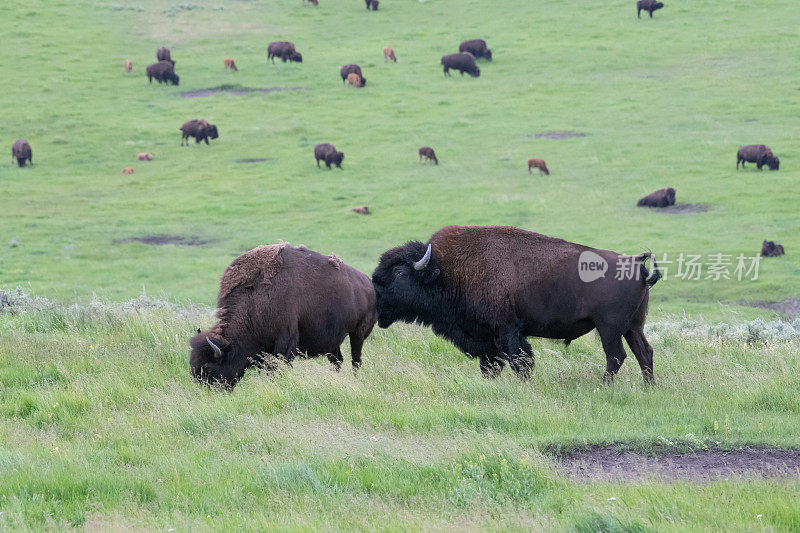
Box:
(217, 244, 287, 303)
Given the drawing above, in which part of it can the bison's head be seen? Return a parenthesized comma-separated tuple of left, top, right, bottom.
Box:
(206, 125, 219, 140)
(484, 49, 493, 61)
(360, 76, 367, 86)
(327, 151, 344, 168)
(372, 242, 441, 329)
(472, 66, 481, 77)
(766, 156, 780, 170)
(665, 187, 676, 204)
(654, 2, 664, 9)
(170, 73, 180, 86)
(189, 329, 246, 388)
(291, 52, 303, 63)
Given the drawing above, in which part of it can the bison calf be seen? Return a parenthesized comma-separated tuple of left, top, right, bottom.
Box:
(459, 39, 492, 61)
(737, 145, 779, 171)
(315, 143, 345, 168)
(190, 243, 377, 388)
(122, 167, 135, 174)
(383, 47, 397, 62)
(441, 53, 480, 77)
(527, 158, 549, 175)
(352, 206, 371, 215)
(124, 59, 133, 72)
(762, 240, 785, 257)
(180, 119, 219, 146)
(224, 58, 238, 71)
(637, 187, 676, 207)
(11, 139, 32, 167)
(637, 0, 664, 18)
(419, 147, 438, 165)
(347, 72, 363, 88)
(137, 152, 153, 161)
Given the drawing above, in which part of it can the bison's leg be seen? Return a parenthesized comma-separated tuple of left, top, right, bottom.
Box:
(637, 7, 642, 18)
(624, 328, 654, 384)
(649, 9, 654, 17)
(499, 327, 534, 380)
(349, 332, 365, 369)
(597, 326, 627, 381)
(479, 353, 505, 378)
(327, 348, 344, 371)
(274, 328, 299, 366)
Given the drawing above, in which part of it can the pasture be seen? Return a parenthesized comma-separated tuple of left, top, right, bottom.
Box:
(1, 0, 800, 530)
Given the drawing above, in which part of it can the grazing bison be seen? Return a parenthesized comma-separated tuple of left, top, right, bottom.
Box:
(180, 119, 219, 146)
(637, 187, 676, 207)
(347, 72, 363, 87)
(137, 152, 153, 161)
(314, 143, 345, 168)
(737, 145, 779, 170)
(124, 59, 133, 72)
(383, 47, 397, 62)
(224, 58, 238, 71)
(340, 64, 366, 85)
(419, 147, 438, 165)
(122, 167, 134, 174)
(762, 240, 785, 257)
(365, 0, 378, 10)
(372, 225, 661, 382)
(146, 61, 179, 85)
(441, 53, 480, 77)
(303, 0, 318, 5)
(637, 0, 664, 18)
(11, 140, 32, 167)
(156, 46, 174, 65)
(190, 243, 377, 388)
(459, 39, 492, 61)
(352, 205, 371, 215)
(527, 158, 549, 175)
(268, 41, 302, 63)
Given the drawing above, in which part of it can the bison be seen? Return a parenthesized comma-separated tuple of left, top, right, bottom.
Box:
(224, 58, 238, 71)
(762, 240, 785, 257)
(303, 0, 319, 5)
(190, 243, 377, 388)
(11, 139, 32, 167)
(122, 167, 134, 174)
(156, 46, 174, 65)
(314, 143, 345, 168)
(268, 41, 302, 63)
(146, 61, 179, 85)
(365, 0, 378, 10)
(180, 119, 219, 146)
(383, 47, 397, 62)
(527, 158, 549, 175)
(340, 64, 366, 85)
(352, 205, 371, 215)
(372, 225, 661, 382)
(124, 59, 133, 72)
(441, 53, 480, 77)
(419, 147, 438, 165)
(459, 39, 492, 61)
(737, 145, 779, 171)
(347, 72, 363, 88)
(637, 187, 675, 207)
(637, 0, 664, 18)
(137, 152, 153, 161)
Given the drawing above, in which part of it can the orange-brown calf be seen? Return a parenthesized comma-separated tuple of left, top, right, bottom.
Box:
(347, 72, 362, 88)
(137, 152, 153, 161)
(124, 59, 133, 72)
(383, 47, 397, 62)
(224, 58, 238, 71)
(527, 158, 550, 175)
(122, 167, 135, 174)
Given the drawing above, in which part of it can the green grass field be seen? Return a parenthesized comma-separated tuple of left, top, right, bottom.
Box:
(1, 0, 800, 530)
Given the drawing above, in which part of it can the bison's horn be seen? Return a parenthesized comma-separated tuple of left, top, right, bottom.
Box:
(206, 336, 223, 359)
(413, 244, 432, 270)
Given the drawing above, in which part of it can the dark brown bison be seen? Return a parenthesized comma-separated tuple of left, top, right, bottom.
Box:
(419, 147, 438, 165)
(11, 139, 32, 167)
(459, 39, 492, 61)
(314, 143, 344, 168)
(372, 225, 661, 382)
(637, 0, 664, 18)
(190, 243, 377, 388)
(180, 119, 219, 146)
(637, 187, 676, 207)
(146, 61, 179, 85)
(383, 47, 397, 62)
(156, 46, 174, 65)
(268, 41, 302, 63)
(762, 240, 785, 257)
(365, 0, 378, 10)
(737, 145, 779, 170)
(441, 53, 480, 77)
(340, 64, 366, 85)
(527, 158, 549, 175)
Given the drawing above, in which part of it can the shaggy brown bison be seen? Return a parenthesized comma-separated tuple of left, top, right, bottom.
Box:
(156, 46, 174, 65)
(314, 143, 345, 168)
(11, 139, 32, 167)
(224, 58, 238, 71)
(268, 41, 302, 63)
(737, 145, 779, 170)
(180, 119, 219, 146)
(352, 206, 371, 215)
(459, 39, 492, 61)
(190, 243, 377, 388)
(637, 0, 664, 18)
(137, 152, 153, 161)
(340, 64, 366, 85)
(383, 47, 397, 62)
(124, 59, 133, 72)
(146, 61, 179, 85)
(419, 147, 438, 165)
(372, 225, 661, 382)
(762, 240, 785, 257)
(441, 53, 480, 77)
(637, 187, 676, 207)
(347, 72, 363, 88)
(527, 158, 549, 175)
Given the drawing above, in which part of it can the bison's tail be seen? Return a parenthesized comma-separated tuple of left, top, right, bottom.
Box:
(637, 252, 661, 288)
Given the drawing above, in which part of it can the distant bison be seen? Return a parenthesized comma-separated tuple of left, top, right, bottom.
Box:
(11, 140, 32, 167)
(527, 158, 549, 175)
(347, 72, 363, 88)
(268, 41, 302, 63)
(637, 0, 664, 18)
(180, 119, 219, 146)
(156, 46, 174, 65)
(637, 187, 676, 208)
(146, 61, 179, 85)
(122, 167, 134, 174)
(383, 47, 397, 62)
(419, 147, 438, 165)
(459, 39, 492, 61)
(441, 53, 480, 77)
(365, 0, 378, 10)
(352, 206, 371, 215)
(137, 152, 153, 161)
(340, 64, 366, 85)
(303, 0, 318, 5)
(190, 243, 377, 388)
(762, 240, 785, 257)
(124, 59, 133, 72)
(737, 145, 779, 171)
(315, 143, 344, 168)
(224, 58, 238, 71)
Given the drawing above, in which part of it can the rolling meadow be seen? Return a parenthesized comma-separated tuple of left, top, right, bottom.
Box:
(1, 0, 800, 530)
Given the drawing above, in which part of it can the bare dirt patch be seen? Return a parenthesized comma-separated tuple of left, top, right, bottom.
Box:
(748, 298, 800, 317)
(114, 235, 211, 247)
(552, 444, 800, 482)
(643, 203, 710, 214)
(180, 85, 303, 98)
(531, 131, 587, 140)
(235, 157, 271, 164)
